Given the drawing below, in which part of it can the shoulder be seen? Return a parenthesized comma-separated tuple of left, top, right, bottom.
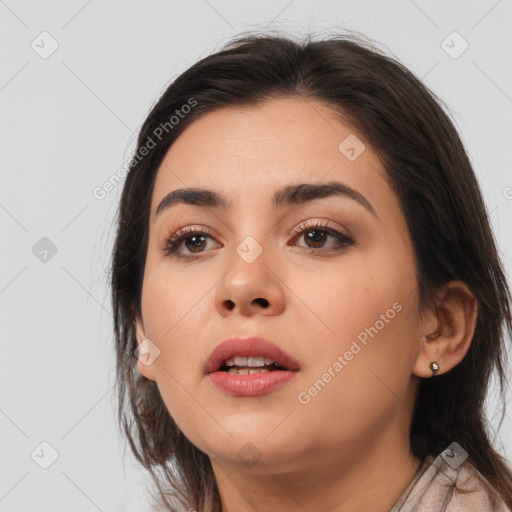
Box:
(391, 447, 510, 511)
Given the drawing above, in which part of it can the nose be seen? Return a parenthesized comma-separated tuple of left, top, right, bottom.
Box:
(214, 243, 286, 317)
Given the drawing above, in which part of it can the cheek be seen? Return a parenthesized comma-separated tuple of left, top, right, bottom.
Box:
(140, 264, 208, 373)
(284, 246, 411, 342)
(287, 246, 420, 396)
(139, 270, 213, 436)
(292, 299, 419, 452)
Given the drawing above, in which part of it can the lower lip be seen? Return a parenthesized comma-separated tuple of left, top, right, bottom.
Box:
(208, 370, 298, 397)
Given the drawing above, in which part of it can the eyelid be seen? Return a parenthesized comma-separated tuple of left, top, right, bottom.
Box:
(159, 223, 218, 250)
(290, 218, 351, 239)
(167, 223, 215, 242)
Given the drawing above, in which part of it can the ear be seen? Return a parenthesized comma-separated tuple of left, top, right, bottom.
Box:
(413, 281, 478, 378)
(133, 314, 157, 381)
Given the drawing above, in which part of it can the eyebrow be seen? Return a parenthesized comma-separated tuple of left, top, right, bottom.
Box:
(155, 181, 377, 219)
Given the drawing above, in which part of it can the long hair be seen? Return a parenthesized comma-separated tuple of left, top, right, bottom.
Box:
(110, 30, 512, 510)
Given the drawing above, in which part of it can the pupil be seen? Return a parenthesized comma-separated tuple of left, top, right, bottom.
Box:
(186, 235, 206, 252)
(306, 230, 326, 248)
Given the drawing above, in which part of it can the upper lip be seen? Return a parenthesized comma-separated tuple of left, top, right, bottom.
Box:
(204, 337, 301, 374)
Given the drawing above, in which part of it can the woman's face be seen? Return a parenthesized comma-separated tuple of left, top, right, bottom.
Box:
(136, 97, 426, 474)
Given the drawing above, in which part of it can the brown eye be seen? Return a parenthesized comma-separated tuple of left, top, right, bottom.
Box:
(163, 226, 219, 259)
(302, 229, 329, 249)
(291, 220, 354, 252)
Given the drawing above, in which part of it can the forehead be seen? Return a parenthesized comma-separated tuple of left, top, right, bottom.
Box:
(150, 97, 391, 217)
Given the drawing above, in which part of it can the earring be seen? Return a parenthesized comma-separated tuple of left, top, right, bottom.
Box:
(430, 362, 440, 376)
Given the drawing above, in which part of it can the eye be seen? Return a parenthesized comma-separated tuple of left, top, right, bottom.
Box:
(162, 220, 354, 260)
(289, 220, 354, 253)
(162, 224, 219, 260)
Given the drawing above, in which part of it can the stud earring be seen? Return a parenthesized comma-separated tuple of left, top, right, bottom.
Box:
(430, 362, 440, 376)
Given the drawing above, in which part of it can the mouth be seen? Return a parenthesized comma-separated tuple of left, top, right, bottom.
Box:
(205, 338, 300, 397)
(219, 356, 291, 374)
(204, 337, 301, 375)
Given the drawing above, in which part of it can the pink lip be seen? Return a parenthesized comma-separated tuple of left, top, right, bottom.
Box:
(208, 370, 298, 397)
(205, 338, 300, 397)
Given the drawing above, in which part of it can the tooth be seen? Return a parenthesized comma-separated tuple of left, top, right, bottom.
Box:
(264, 357, 275, 365)
(247, 356, 265, 367)
(226, 368, 271, 375)
(234, 356, 248, 366)
(225, 357, 236, 366)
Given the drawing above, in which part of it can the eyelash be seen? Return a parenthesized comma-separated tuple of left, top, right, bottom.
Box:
(162, 220, 354, 260)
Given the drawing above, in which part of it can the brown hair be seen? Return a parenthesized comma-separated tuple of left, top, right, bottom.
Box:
(110, 30, 512, 510)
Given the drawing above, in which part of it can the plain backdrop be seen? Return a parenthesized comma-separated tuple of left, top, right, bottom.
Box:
(1, 1, 511, 510)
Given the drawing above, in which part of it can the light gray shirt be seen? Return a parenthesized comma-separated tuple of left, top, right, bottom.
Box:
(390, 448, 510, 511)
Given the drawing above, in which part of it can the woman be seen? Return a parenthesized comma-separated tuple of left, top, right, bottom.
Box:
(111, 31, 512, 511)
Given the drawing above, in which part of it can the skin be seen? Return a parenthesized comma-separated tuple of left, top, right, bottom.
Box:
(134, 97, 478, 512)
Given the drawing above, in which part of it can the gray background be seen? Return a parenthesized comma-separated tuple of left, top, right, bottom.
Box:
(1, 1, 511, 510)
